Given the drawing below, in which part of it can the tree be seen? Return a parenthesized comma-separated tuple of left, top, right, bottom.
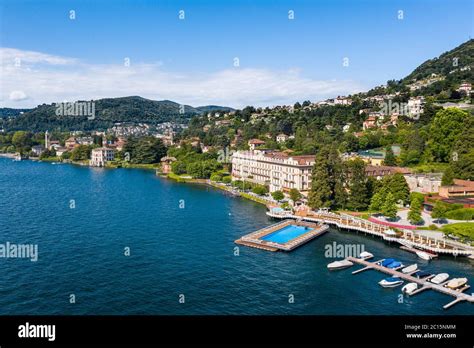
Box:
(369, 191, 384, 212)
(383, 173, 410, 205)
(39, 148, 56, 159)
(271, 191, 284, 201)
(70, 145, 91, 161)
(252, 185, 268, 196)
(383, 146, 397, 166)
(289, 188, 302, 202)
(171, 161, 187, 175)
(308, 147, 342, 209)
(12, 131, 32, 151)
(408, 195, 423, 225)
(441, 166, 455, 186)
(222, 175, 232, 184)
(381, 192, 397, 219)
(427, 108, 469, 162)
(346, 159, 369, 211)
(432, 201, 448, 221)
(450, 121, 474, 180)
(210, 173, 223, 182)
(308, 149, 333, 209)
(186, 159, 222, 179)
(132, 137, 167, 164)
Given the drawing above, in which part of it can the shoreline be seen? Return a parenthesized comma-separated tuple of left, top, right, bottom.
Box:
(2, 156, 472, 253)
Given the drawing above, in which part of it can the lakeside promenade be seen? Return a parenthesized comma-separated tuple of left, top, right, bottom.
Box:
(266, 209, 474, 257)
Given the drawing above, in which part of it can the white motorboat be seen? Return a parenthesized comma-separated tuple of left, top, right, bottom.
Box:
(446, 278, 468, 289)
(327, 260, 353, 270)
(359, 251, 374, 260)
(402, 283, 418, 295)
(379, 277, 404, 288)
(401, 264, 418, 274)
(431, 273, 449, 285)
(416, 251, 432, 261)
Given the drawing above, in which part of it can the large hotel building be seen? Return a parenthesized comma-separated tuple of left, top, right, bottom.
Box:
(231, 150, 315, 194)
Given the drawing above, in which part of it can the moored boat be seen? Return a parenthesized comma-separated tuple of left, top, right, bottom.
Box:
(414, 270, 432, 279)
(327, 260, 353, 270)
(386, 261, 403, 269)
(380, 258, 395, 267)
(446, 278, 468, 289)
(379, 277, 404, 288)
(416, 251, 432, 261)
(402, 282, 418, 295)
(431, 273, 449, 284)
(359, 251, 374, 260)
(401, 264, 418, 274)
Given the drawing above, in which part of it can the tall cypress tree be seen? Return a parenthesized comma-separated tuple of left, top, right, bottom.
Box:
(308, 148, 333, 209)
(308, 146, 345, 210)
(346, 158, 369, 211)
(383, 146, 397, 166)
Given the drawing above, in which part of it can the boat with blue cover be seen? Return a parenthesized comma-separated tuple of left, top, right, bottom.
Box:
(380, 258, 395, 267)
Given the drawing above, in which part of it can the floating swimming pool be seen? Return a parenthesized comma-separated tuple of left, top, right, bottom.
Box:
(260, 224, 314, 244)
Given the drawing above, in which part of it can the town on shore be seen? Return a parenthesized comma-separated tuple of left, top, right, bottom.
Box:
(1, 41, 473, 254)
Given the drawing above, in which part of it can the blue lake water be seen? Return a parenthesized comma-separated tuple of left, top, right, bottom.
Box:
(0, 158, 473, 315)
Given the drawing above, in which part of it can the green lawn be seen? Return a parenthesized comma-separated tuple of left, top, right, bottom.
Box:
(441, 222, 474, 240)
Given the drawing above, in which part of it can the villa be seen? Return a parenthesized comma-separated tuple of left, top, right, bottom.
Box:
(90, 147, 115, 167)
(276, 134, 289, 143)
(248, 139, 266, 150)
(404, 173, 443, 193)
(231, 149, 315, 193)
(65, 137, 79, 150)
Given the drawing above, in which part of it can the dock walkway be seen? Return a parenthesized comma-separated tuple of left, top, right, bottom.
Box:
(347, 256, 474, 310)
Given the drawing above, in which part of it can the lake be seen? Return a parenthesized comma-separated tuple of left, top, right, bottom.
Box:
(0, 158, 472, 315)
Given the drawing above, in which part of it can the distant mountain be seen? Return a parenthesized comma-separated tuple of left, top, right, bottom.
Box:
(0, 108, 32, 118)
(2, 96, 234, 132)
(196, 105, 235, 113)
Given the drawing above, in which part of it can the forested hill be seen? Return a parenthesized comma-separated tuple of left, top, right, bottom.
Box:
(403, 39, 473, 83)
(364, 39, 474, 97)
(2, 96, 233, 132)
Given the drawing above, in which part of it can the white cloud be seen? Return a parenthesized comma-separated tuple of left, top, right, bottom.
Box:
(9, 90, 28, 101)
(0, 47, 366, 108)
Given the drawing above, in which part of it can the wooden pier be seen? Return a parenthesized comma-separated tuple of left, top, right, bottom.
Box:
(347, 256, 474, 310)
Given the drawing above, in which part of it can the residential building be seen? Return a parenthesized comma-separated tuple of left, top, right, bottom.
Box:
(65, 137, 78, 150)
(31, 145, 45, 156)
(365, 165, 412, 180)
(439, 179, 474, 198)
(90, 147, 115, 167)
(404, 173, 442, 193)
(231, 150, 315, 193)
(357, 150, 385, 166)
(362, 116, 377, 130)
(408, 96, 425, 117)
(55, 147, 68, 157)
(248, 139, 266, 150)
(76, 136, 94, 146)
(160, 156, 176, 174)
(458, 82, 472, 95)
(276, 134, 289, 143)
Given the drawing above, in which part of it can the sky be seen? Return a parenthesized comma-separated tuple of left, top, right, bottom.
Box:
(0, 0, 473, 108)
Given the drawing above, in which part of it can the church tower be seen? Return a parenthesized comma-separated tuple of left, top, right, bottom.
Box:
(45, 130, 50, 150)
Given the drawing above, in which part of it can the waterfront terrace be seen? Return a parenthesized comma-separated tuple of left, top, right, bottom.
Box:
(231, 150, 315, 193)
